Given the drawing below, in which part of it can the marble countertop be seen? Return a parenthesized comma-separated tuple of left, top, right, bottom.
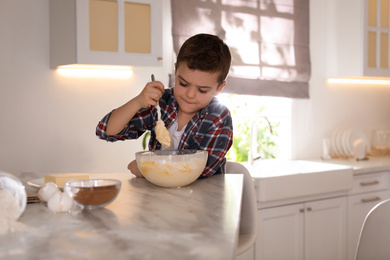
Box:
(1, 173, 243, 260)
(246, 157, 390, 177)
(313, 156, 390, 175)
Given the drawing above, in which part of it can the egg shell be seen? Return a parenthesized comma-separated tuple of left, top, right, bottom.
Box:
(47, 192, 74, 213)
(38, 182, 60, 202)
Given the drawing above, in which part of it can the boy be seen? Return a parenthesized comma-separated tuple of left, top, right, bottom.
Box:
(96, 33, 233, 178)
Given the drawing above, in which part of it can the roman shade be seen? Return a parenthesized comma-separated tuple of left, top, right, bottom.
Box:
(171, 0, 311, 98)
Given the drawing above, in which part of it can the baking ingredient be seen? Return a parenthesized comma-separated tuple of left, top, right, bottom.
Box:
(47, 192, 73, 213)
(38, 182, 74, 213)
(44, 173, 90, 187)
(137, 158, 206, 187)
(155, 121, 171, 148)
(38, 182, 60, 202)
(0, 190, 29, 234)
(151, 74, 171, 148)
(0, 190, 21, 221)
(138, 159, 205, 176)
(0, 172, 26, 219)
(73, 185, 120, 206)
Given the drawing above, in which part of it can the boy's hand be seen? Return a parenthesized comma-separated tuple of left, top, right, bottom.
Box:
(128, 160, 144, 178)
(135, 80, 165, 108)
(104, 79, 164, 137)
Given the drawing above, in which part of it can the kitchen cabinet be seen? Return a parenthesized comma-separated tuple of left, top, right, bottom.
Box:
(327, 0, 390, 78)
(347, 171, 390, 260)
(49, 0, 162, 68)
(256, 197, 347, 260)
(236, 245, 254, 260)
(257, 203, 303, 260)
(246, 158, 390, 260)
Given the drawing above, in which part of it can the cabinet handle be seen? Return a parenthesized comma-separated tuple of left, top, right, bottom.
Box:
(361, 197, 381, 203)
(307, 207, 312, 211)
(360, 180, 379, 186)
(299, 209, 305, 213)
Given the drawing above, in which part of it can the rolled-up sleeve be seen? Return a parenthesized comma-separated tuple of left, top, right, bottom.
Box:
(96, 108, 153, 142)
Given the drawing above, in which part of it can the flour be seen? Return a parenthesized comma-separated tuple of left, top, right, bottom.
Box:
(0, 189, 29, 234)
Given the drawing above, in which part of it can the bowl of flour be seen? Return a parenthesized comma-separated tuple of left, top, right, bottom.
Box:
(0, 172, 27, 221)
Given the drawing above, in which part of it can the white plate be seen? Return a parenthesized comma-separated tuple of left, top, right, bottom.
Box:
(331, 130, 341, 157)
(336, 130, 346, 157)
(339, 130, 349, 157)
(27, 178, 44, 189)
(27, 178, 64, 190)
(27, 178, 72, 191)
(342, 129, 353, 157)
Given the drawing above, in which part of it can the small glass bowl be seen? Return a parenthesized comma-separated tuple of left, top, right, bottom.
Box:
(64, 179, 121, 210)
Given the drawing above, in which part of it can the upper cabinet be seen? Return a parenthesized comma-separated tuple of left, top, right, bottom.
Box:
(327, 0, 390, 78)
(50, 0, 163, 68)
(366, 0, 390, 75)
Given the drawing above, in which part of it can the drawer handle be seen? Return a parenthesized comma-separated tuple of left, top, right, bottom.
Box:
(360, 181, 380, 186)
(361, 197, 381, 203)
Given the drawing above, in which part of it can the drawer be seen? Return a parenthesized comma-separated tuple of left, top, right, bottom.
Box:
(349, 172, 389, 195)
(348, 190, 390, 207)
(347, 190, 390, 260)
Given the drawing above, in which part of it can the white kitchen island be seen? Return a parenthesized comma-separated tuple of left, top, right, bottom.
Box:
(1, 173, 243, 260)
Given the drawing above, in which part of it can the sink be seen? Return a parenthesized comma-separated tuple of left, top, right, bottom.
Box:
(246, 160, 353, 202)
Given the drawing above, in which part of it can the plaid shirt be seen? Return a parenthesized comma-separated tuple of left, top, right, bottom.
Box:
(96, 88, 233, 177)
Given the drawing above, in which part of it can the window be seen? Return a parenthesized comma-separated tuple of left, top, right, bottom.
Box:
(171, 0, 308, 161)
(171, 0, 311, 98)
(218, 93, 291, 162)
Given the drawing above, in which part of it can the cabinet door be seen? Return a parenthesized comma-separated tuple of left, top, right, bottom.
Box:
(50, 0, 162, 68)
(236, 245, 254, 260)
(364, 0, 390, 76)
(304, 197, 347, 260)
(347, 190, 390, 260)
(257, 204, 304, 260)
(77, 0, 162, 67)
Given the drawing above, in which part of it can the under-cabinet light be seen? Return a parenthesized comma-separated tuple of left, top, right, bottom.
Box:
(57, 65, 133, 79)
(327, 78, 390, 85)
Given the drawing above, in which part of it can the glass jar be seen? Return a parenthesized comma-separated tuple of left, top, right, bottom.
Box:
(371, 130, 390, 156)
(0, 171, 27, 219)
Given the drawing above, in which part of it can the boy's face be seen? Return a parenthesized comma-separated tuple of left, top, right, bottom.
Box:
(174, 63, 225, 117)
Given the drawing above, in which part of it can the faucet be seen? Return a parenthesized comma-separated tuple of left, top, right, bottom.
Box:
(249, 116, 273, 165)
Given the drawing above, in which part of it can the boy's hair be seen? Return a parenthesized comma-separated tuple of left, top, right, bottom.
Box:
(175, 34, 231, 86)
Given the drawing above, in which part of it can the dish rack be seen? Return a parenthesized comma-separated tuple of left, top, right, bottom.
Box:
(327, 129, 369, 161)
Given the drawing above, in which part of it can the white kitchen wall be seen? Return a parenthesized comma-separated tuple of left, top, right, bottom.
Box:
(291, 0, 390, 159)
(1, 0, 390, 176)
(0, 0, 173, 175)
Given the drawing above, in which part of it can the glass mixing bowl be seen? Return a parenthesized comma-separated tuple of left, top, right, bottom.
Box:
(135, 150, 208, 188)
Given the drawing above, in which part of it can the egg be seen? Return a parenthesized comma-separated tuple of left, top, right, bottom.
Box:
(38, 182, 60, 202)
(47, 192, 73, 213)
